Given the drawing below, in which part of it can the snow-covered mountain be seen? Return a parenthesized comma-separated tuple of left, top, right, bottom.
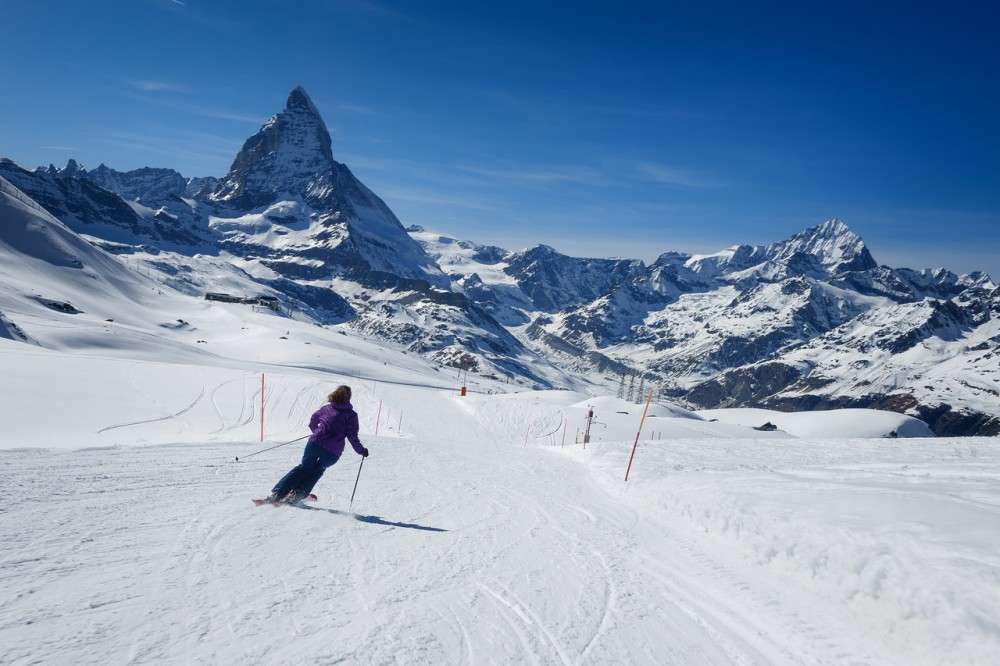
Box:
(409, 223, 998, 435)
(0, 89, 574, 389)
(2, 87, 997, 433)
(0, 175, 158, 340)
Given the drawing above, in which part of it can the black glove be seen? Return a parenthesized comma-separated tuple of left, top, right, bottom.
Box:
(361, 447, 370, 458)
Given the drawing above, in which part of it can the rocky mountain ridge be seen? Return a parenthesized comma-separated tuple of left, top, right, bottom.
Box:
(409, 224, 998, 435)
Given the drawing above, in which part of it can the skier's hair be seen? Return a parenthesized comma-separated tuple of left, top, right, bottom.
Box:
(329, 385, 351, 404)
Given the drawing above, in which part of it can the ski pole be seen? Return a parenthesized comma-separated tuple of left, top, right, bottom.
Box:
(234, 434, 308, 462)
(349, 457, 365, 512)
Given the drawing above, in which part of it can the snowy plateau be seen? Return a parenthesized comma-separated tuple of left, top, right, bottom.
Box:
(1, 87, 999, 665)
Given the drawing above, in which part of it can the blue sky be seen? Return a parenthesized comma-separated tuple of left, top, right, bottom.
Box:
(2, 1, 998, 276)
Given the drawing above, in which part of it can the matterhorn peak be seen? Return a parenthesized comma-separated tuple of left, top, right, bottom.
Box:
(286, 86, 320, 114)
(210, 86, 335, 207)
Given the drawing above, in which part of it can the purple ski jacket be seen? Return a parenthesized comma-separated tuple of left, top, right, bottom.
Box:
(308, 402, 365, 457)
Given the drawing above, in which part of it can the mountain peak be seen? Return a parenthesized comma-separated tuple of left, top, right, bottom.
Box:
(810, 218, 854, 239)
(286, 86, 320, 114)
(63, 159, 86, 177)
(210, 86, 334, 207)
(769, 218, 877, 274)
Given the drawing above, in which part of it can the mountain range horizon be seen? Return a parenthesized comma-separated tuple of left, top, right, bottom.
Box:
(21, 87, 994, 281)
(2, 85, 998, 436)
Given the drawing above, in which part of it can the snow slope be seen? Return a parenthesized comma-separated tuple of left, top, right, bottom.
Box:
(0, 287, 995, 666)
(1, 378, 997, 665)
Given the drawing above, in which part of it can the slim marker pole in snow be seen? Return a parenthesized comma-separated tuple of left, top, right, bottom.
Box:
(374, 400, 382, 436)
(398, 413, 403, 434)
(624, 389, 654, 482)
(349, 457, 365, 512)
(260, 373, 265, 443)
(561, 419, 567, 447)
(235, 434, 308, 462)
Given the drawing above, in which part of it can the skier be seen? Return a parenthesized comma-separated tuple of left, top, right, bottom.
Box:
(265, 385, 369, 504)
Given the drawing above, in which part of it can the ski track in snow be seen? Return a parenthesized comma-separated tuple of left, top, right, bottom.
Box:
(95, 387, 206, 434)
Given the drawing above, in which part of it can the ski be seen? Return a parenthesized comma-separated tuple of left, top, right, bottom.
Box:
(252, 493, 318, 507)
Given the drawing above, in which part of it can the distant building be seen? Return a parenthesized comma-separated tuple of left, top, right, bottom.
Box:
(205, 292, 242, 303)
(205, 292, 281, 310)
(245, 295, 281, 310)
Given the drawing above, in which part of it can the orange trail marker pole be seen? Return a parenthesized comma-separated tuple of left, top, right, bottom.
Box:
(624, 389, 654, 482)
(374, 399, 383, 436)
(260, 373, 265, 442)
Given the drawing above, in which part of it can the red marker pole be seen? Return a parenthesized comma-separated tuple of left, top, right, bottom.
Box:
(260, 373, 265, 442)
(374, 399, 382, 436)
(624, 389, 654, 482)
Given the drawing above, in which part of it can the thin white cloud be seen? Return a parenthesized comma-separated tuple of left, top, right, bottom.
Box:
(636, 162, 721, 189)
(39, 145, 77, 151)
(117, 89, 265, 124)
(170, 0, 186, 6)
(127, 79, 191, 94)
(379, 186, 498, 212)
(458, 164, 610, 187)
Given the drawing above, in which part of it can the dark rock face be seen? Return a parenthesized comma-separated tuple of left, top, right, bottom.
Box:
(261, 278, 353, 324)
(184, 176, 219, 198)
(884, 301, 975, 352)
(1, 159, 208, 245)
(832, 266, 993, 303)
(685, 362, 804, 407)
(504, 245, 645, 311)
(84, 164, 188, 204)
(1, 158, 145, 237)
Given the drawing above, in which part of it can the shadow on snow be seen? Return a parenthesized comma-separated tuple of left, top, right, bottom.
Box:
(292, 504, 448, 533)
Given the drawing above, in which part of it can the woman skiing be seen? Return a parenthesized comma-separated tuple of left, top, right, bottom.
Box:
(266, 385, 369, 504)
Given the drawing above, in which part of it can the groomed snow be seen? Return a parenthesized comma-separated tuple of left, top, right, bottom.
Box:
(2, 377, 997, 664)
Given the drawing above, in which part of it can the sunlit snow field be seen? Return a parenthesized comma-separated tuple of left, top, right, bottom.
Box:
(2, 331, 998, 664)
